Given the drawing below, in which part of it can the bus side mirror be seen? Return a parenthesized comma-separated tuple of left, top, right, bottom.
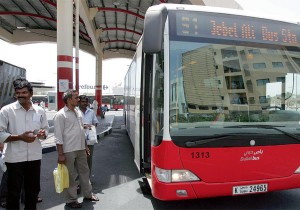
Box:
(143, 5, 168, 54)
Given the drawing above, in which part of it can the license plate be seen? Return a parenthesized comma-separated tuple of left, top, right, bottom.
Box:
(232, 184, 268, 195)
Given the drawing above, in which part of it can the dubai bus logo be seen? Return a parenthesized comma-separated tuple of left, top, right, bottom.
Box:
(240, 149, 263, 162)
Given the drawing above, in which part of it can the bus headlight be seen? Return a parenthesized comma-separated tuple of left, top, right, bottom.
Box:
(172, 170, 200, 182)
(155, 167, 200, 183)
(155, 167, 171, 183)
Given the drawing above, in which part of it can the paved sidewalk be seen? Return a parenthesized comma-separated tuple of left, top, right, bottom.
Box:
(42, 112, 114, 153)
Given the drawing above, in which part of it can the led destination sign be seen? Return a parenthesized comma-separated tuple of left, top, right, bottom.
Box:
(173, 11, 300, 46)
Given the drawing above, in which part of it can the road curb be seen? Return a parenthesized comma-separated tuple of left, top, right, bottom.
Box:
(42, 127, 113, 154)
(97, 126, 113, 140)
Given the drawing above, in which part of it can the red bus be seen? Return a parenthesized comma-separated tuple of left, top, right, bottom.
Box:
(32, 95, 48, 108)
(102, 95, 124, 111)
(124, 4, 300, 201)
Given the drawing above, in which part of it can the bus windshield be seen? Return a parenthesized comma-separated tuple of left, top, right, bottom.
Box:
(168, 12, 300, 139)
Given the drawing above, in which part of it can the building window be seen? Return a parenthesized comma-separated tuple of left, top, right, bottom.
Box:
(229, 93, 247, 104)
(256, 79, 270, 86)
(272, 62, 284, 68)
(221, 48, 238, 59)
(259, 96, 267, 104)
(248, 49, 261, 54)
(223, 60, 241, 73)
(253, 63, 266, 69)
(276, 77, 285, 83)
(225, 75, 245, 89)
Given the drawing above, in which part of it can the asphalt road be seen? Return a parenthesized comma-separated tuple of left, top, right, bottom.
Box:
(2, 111, 300, 209)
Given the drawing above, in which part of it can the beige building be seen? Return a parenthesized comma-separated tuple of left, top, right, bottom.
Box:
(172, 45, 300, 117)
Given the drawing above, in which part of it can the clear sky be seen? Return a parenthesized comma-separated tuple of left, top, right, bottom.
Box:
(0, 0, 299, 94)
(235, 0, 300, 20)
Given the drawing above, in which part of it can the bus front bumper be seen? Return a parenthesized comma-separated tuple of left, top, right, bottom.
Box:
(151, 173, 300, 201)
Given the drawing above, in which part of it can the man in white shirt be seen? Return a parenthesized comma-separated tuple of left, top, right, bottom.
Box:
(0, 78, 48, 210)
(78, 95, 99, 176)
(54, 90, 99, 209)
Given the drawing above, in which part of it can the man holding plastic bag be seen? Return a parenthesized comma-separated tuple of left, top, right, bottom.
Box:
(78, 95, 99, 176)
(53, 90, 99, 209)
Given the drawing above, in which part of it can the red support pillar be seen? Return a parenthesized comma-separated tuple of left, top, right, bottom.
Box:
(95, 85, 102, 115)
(57, 0, 73, 110)
(95, 52, 103, 116)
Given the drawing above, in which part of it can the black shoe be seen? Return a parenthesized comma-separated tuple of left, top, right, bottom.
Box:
(65, 201, 82, 208)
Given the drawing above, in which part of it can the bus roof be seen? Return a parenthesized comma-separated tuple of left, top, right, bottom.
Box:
(149, 3, 300, 25)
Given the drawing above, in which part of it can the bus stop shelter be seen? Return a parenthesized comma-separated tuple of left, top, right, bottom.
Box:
(0, 0, 241, 112)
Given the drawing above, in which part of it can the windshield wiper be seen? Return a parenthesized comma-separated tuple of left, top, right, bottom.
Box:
(185, 125, 300, 147)
(185, 134, 237, 147)
(224, 125, 300, 142)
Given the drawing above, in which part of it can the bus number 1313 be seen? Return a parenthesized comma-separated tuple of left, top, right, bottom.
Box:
(191, 152, 210, 159)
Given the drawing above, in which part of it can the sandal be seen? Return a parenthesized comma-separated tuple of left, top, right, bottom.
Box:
(65, 201, 82, 209)
(83, 194, 99, 202)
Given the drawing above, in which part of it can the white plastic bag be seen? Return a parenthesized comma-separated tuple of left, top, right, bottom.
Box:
(86, 126, 98, 144)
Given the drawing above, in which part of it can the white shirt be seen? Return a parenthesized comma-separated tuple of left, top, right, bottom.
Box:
(92, 100, 98, 111)
(79, 108, 99, 125)
(79, 108, 99, 145)
(0, 101, 49, 163)
(53, 106, 86, 153)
